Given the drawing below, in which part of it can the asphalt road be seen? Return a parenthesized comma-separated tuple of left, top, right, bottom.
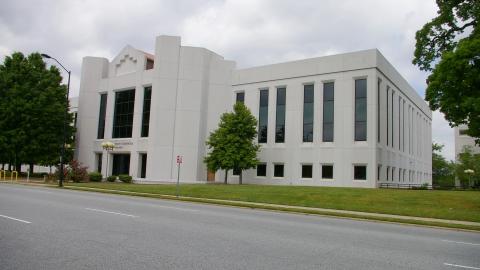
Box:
(0, 184, 479, 270)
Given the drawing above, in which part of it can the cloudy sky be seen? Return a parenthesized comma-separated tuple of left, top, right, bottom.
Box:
(0, 0, 455, 160)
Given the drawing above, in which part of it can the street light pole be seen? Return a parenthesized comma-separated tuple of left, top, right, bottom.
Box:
(41, 54, 70, 188)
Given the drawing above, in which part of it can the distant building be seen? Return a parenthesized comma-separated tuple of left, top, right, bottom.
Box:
(454, 125, 480, 157)
(75, 35, 432, 187)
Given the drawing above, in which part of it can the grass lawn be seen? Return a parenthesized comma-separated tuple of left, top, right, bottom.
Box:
(69, 182, 480, 223)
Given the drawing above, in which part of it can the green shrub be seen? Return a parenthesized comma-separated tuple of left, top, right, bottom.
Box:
(118, 174, 132, 183)
(107, 175, 117, 182)
(89, 172, 102, 182)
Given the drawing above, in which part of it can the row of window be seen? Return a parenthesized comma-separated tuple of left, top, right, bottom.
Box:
(97, 87, 152, 139)
(378, 165, 428, 183)
(95, 152, 148, 178)
(234, 163, 367, 180)
(377, 78, 431, 158)
(237, 79, 367, 144)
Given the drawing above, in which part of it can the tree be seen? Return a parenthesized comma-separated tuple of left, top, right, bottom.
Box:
(432, 143, 455, 186)
(204, 102, 259, 184)
(413, 0, 479, 143)
(0, 52, 74, 172)
(455, 146, 480, 188)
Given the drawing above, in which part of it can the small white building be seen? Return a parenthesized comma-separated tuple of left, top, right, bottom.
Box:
(454, 125, 480, 158)
(75, 35, 432, 187)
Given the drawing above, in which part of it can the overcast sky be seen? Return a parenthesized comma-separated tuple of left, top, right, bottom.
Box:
(0, 0, 456, 160)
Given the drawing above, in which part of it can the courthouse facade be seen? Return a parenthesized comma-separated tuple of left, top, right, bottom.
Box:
(76, 35, 432, 187)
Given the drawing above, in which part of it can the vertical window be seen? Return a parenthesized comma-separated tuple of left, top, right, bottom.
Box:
(112, 89, 135, 138)
(274, 164, 284, 177)
(257, 164, 267, 177)
(258, 89, 269, 143)
(321, 165, 333, 179)
(96, 153, 103, 173)
(354, 165, 367, 180)
(392, 167, 396, 182)
(141, 87, 151, 137)
(354, 79, 367, 141)
(323, 82, 334, 142)
(403, 101, 406, 152)
(275, 87, 286, 143)
(398, 97, 401, 150)
(145, 59, 154, 70)
(97, 93, 107, 139)
(377, 165, 381, 181)
(302, 165, 313, 178)
(391, 91, 394, 148)
(386, 86, 389, 146)
(387, 166, 390, 181)
(303, 84, 314, 142)
(236, 92, 245, 103)
(377, 79, 381, 143)
(140, 153, 147, 178)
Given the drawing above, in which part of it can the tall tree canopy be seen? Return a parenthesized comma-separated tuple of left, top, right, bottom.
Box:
(413, 0, 479, 143)
(0, 52, 74, 172)
(204, 102, 259, 184)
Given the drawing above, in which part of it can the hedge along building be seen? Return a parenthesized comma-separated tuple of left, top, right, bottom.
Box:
(76, 35, 432, 187)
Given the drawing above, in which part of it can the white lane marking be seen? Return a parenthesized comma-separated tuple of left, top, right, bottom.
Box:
(155, 205, 199, 212)
(444, 263, 480, 269)
(0, 214, 31, 224)
(442, 240, 480, 246)
(85, 208, 137, 218)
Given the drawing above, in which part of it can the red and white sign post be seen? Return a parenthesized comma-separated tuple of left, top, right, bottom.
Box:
(176, 155, 182, 197)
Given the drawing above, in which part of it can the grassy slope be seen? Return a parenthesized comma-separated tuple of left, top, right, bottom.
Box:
(70, 183, 480, 222)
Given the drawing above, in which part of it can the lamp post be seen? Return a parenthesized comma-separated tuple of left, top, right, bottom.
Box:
(41, 53, 70, 188)
(464, 169, 475, 188)
(101, 141, 115, 180)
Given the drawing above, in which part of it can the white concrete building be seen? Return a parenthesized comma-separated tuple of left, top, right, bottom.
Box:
(76, 35, 432, 187)
(454, 125, 480, 158)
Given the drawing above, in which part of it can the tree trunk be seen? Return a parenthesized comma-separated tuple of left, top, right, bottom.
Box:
(29, 163, 34, 174)
(239, 171, 243, 185)
(15, 162, 21, 173)
(224, 169, 228, 184)
(8, 163, 11, 171)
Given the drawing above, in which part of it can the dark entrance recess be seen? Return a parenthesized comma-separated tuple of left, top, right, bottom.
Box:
(112, 154, 130, 176)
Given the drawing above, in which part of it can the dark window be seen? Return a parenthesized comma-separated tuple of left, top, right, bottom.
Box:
(140, 154, 147, 178)
(377, 79, 380, 143)
(96, 153, 102, 173)
(236, 92, 245, 103)
(257, 164, 267, 177)
(322, 165, 333, 179)
(398, 96, 401, 150)
(377, 165, 381, 181)
(303, 84, 314, 142)
(387, 167, 390, 181)
(355, 79, 367, 141)
(275, 87, 286, 143)
(354, 165, 367, 180)
(97, 93, 107, 139)
(141, 87, 152, 137)
(73, 112, 78, 128)
(233, 167, 241, 176)
(391, 91, 394, 148)
(403, 101, 405, 151)
(302, 165, 313, 178)
(274, 164, 284, 177)
(386, 87, 389, 146)
(459, 129, 468, 135)
(112, 89, 135, 138)
(146, 59, 154, 70)
(112, 154, 130, 176)
(258, 89, 269, 143)
(323, 82, 334, 142)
